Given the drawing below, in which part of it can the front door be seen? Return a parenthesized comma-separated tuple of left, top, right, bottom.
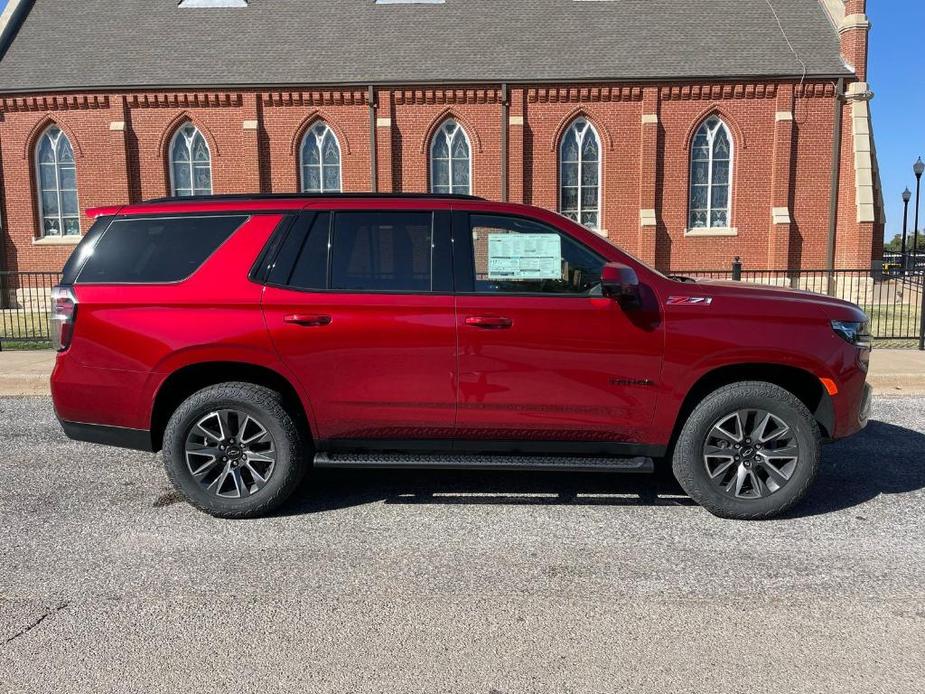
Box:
(262, 210, 457, 444)
(454, 212, 664, 448)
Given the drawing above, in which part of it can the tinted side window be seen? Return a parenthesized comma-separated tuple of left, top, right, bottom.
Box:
(76, 215, 246, 284)
(468, 214, 605, 295)
(330, 212, 432, 292)
(269, 213, 330, 290)
(60, 216, 114, 285)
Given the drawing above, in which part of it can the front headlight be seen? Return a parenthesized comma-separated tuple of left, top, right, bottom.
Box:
(831, 319, 871, 349)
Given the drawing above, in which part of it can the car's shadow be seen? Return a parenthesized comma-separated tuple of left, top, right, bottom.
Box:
(278, 420, 925, 519)
(793, 419, 925, 518)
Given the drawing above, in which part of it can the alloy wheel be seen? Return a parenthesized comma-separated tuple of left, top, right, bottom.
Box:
(702, 409, 800, 500)
(184, 409, 278, 499)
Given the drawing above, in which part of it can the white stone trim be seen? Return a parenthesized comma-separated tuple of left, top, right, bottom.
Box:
(509, 115, 524, 126)
(242, 119, 259, 130)
(839, 13, 871, 34)
(33, 235, 81, 246)
(685, 227, 738, 237)
(641, 114, 658, 125)
(376, 117, 392, 128)
(179, 0, 248, 7)
(771, 207, 791, 225)
(845, 81, 873, 102)
(0, 0, 27, 39)
(819, 0, 845, 28)
(775, 111, 794, 122)
(640, 209, 657, 227)
(850, 97, 878, 224)
(109, 121, 126, 131)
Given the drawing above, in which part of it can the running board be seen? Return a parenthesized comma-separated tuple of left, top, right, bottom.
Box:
(313, 452, 654, 473)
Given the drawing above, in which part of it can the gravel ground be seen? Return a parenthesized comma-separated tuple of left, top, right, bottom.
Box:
(1, 395, 924, 693)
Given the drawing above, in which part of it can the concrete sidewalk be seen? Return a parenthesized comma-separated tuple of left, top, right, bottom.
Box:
(1, 348, 923, 397)
(0, 350, 58, 396)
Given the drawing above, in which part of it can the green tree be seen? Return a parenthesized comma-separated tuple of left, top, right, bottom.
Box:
(884, 234, 925, 253)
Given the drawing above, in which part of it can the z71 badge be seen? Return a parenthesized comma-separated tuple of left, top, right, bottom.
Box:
(666, 296, 713, 306)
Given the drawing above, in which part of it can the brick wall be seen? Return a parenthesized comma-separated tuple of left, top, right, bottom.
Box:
(0, 78, 878, 274)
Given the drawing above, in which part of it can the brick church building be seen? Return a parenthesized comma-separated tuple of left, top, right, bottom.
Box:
(0, 0, 882, 274)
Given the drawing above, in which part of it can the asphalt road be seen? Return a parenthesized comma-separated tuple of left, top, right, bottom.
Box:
(1, 395, 924, 693)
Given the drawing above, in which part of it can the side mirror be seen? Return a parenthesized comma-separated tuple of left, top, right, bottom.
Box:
(601, 262, 641, 307)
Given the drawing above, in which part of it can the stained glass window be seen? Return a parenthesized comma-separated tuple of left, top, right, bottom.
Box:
(301, 122, 342, 193)
(689, 117, 733, 229)
(170, 123, 212, 197)
(430, 120, 471, 195)
(559, 119, 600, 230)
(35, 126, 80, 237)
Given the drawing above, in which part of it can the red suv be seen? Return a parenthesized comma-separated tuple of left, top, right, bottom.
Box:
(50, 194, 872, 520)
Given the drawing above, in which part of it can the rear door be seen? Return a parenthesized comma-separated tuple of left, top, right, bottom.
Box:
(261, 209, 457, 445)
(453, 212, 664, 448)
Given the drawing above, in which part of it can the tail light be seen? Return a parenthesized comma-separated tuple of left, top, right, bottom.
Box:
(50, 286, 78, 351)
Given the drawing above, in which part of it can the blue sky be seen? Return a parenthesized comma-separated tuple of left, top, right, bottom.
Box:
(0, 1, 918, 240)
(868, 3, 925, 241)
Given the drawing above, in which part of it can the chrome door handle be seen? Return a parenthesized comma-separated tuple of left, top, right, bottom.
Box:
(465, 315, 513, 329)
(283, 314, 332, 327)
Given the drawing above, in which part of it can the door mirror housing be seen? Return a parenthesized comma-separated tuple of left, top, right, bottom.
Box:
(601, 262, 641, 307)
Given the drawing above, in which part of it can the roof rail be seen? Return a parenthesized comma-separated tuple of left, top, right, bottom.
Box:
(143, 192, 485, 204)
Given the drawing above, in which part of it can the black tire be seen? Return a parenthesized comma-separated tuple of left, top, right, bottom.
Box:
(672, 381, 820, 520)
(163, 382, 308, 518)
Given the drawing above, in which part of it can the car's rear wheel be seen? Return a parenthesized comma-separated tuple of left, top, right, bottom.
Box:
(672, 381, 820, 520)
(163, 382, 307, 518)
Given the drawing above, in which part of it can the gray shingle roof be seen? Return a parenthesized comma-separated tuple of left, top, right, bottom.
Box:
(0, 0, 850, 94)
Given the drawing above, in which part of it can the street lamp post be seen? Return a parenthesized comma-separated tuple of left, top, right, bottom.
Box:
(918, 159, 925, 350)
(902, 188, 912, 270)
(914, 157, 925, 271)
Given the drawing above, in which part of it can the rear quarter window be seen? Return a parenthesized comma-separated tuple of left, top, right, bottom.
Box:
(60, 215, 114, 285)
(76, 215, 247, 284)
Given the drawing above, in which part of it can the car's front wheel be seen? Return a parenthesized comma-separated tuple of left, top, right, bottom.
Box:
(672, 381, 821, 520)
(163, 382, 307, 518)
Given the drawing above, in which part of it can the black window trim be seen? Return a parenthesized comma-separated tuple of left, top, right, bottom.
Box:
(261, 208, 455, 297)
(452, 211, 608, 298)
(249, 214, 298, 285)
(259, 211, 325, 289)
(74, 213, 252, 286)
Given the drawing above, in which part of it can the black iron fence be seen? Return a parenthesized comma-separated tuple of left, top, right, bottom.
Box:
(670, 260, 925, 345)
(1, 264, 923, 348)
(0, 272, 63, 348)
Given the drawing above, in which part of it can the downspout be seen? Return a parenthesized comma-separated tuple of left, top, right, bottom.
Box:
(825, 77, 845, 295)
(368, 85, 378, 193)
(0, 145, 7, 276)
(500, 83, 509, 202)
(0, 0, 36, 280)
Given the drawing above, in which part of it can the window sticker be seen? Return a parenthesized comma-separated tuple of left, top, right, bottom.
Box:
(487, 233, 562, 280)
